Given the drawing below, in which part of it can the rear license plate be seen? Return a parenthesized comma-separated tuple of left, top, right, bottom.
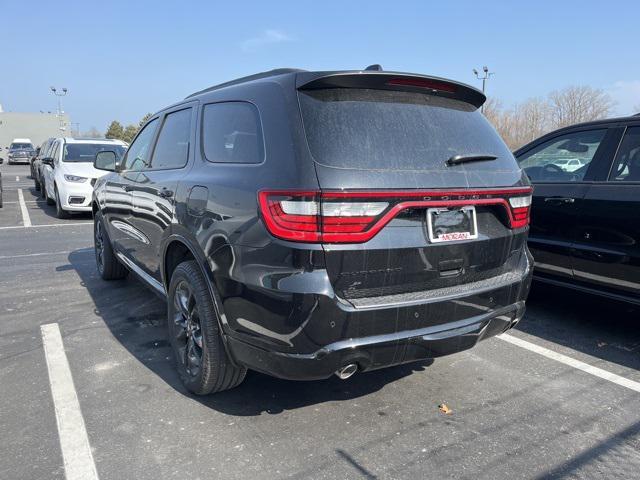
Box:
(426, 206, 478, 243)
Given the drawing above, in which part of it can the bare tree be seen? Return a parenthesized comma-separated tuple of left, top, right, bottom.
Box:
(513, 98, 551, 145)
(78, 127, 102, 138)
(483, 97, 550, 150)
(548, 86, 614, 129)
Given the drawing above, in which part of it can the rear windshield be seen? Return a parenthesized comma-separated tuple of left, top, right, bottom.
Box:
(10, 143, 32, 149)
(299, 88, 515, 171)
(63, 143, 127, 163)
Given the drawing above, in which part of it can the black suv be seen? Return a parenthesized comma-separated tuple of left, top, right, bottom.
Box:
(92, 68, 533, 394)
(515, 115, 640, 305)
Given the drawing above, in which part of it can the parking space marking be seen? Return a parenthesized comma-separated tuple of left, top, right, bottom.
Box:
(41, 323, 100, 480)
(0, 222, 92, 230)
(499, 333, 640, 393)
(17, 189, 32, 227)
(0, 248, 91, 260)
(16, 176, 20, 181)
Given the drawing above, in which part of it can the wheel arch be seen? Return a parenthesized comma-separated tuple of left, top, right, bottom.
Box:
(161, 233, 238, 361)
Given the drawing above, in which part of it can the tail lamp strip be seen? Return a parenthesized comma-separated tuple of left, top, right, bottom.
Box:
(259, 188, 533, 244)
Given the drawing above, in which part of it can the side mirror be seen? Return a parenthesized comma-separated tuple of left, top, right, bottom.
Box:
(95, 150, 118, 172)
(41, 157, 54, 167)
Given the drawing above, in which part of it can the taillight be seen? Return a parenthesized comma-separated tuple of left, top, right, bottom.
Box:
(259, 188, 532, 244)
(508, 195, 532, 229)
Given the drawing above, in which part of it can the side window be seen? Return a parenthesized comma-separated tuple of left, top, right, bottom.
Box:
(517, 129, 607, 183)
(202, 102, 264, 164)
(123, 119, 158, 171)
(609, 127, 640, 182)
(150, 108, 191, 169)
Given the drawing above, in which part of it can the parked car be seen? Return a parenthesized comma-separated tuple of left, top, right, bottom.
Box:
(0, 157, 3, 208)
(32, 138, 55, 191)
(515, 115, 640, 305)
(41, 138, 127, 218)
(7, 139, 35, 165)
(29, 146, 41, 179)
(92, 67, 533, 395)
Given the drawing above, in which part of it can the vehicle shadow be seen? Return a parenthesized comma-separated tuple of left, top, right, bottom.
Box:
(516, 281, 640, 371)
(67, 249, 432, 416)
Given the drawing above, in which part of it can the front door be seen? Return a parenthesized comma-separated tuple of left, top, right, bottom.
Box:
(573, 125, 640, 298)
(104, 118, 160, 257)
(516, 128, 610, 279)
(128, 106, 194, 280)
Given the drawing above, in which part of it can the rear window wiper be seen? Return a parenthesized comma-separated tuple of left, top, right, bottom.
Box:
(446, 154, 497, 166)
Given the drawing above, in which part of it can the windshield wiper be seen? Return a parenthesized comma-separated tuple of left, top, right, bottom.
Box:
(446, 154, 497, 166)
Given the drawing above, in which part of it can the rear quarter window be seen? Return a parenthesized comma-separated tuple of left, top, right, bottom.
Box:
(201, 102, 264, 164)
(298, 88, 516, 172)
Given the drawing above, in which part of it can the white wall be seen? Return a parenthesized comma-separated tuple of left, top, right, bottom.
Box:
(0, 112, 71, 153)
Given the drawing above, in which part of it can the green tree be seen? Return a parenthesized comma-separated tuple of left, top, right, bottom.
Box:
(105, 121, 124, 140)
(138, 113, 153, 128)
(122, 124, 138, 144)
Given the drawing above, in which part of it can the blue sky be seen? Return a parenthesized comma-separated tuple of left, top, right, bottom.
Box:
(2, 0, 639, 132)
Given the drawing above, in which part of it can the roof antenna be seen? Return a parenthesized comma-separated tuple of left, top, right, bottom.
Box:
(364, 64, 383, 71)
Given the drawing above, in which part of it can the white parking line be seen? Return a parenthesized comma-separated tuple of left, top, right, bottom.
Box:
(17, 189, 32, 227)
(499, 333, 640, 393)
(0, 248, 92, 260)
(41, 323, 99, 480)
(0, 222, 92, 230)
(16, 176, 20, 181)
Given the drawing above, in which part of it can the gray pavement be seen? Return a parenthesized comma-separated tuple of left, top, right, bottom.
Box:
(1, 162, 640, 480)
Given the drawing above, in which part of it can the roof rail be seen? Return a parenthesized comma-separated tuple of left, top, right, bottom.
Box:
(185, 68, 305, 99)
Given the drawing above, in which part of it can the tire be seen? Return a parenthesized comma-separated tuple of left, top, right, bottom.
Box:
(40, 178, 47, 199)
(55, 187, 69, 219)
(34, 176, 41, 191)
(94, 211, 128, 280)
(168, 260, 246, 395)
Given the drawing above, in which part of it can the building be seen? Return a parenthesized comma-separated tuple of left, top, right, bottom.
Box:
(0, 106, 71, 152)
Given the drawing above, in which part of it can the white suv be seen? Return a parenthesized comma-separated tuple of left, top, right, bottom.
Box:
(42, 138, 127, 218)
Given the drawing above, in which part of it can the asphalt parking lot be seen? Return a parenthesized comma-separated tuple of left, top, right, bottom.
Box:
(1, 163, 640, 480)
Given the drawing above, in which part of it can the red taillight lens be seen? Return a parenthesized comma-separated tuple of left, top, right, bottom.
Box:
(508, 195, 532, 229)
(259, 188, 532, 244)
(258, 191, 388, 242)
(259, 191, 322, 242)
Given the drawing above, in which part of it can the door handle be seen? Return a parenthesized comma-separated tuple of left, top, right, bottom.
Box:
(159, 188, 174, 198)
(544, 197, 575, 204)
(121, 185, 133, 192)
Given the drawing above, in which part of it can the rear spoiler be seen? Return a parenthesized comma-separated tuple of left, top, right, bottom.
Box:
(296, 71, 486, 109)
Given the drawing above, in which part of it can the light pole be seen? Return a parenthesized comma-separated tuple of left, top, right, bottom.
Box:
(50, 86, 68, 132)
(473, 66, 493, 112)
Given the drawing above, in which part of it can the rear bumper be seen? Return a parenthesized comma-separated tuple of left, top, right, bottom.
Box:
(221, 247, 533, 380)
(227, 300, 525, 380)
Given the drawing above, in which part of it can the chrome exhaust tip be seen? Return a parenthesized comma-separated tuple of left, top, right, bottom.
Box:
(335, 363, 358, 380)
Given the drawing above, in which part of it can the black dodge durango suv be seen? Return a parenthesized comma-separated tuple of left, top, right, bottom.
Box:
(92, 67, 533, 394)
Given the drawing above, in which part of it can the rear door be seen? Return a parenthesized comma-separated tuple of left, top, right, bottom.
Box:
(296, 83, 529, 305)
(128, 105, 195, 280)
(573, 125, 640, 297)
(515, 128, 611, 279)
